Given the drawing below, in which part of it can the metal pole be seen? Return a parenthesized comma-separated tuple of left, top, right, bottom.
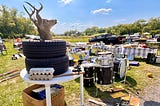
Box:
(80, 74, 84, 106)
(45, 84, 51, 106)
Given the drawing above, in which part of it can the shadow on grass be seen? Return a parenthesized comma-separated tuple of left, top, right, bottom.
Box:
(144, 101, 160, 106)
(74, 74, 138, 105)
(114, 75, 137, 87)
(81, 76, 136, 105)
(134, 57, 146, 62)
(134, 57, 160, 67)
(126, 76, 137, 87)
(152, 63, 160, 67)
(84, 84, 124, 105)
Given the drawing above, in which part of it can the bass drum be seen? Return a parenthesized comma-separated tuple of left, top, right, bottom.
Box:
(113, 58, 127, 79)
(95, 66, 113, 85)
(119, 58, 127, 79)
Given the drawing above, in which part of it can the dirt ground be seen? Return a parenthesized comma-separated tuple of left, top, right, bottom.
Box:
(139, 76, 160, 106)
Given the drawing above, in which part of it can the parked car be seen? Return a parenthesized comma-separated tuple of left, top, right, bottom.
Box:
(89, 34, 111, 42)
(155, 35, 160, 42)
(147, 35, 160, 42)
(89, 34, 126, 44)
(25, 35, 40, 40)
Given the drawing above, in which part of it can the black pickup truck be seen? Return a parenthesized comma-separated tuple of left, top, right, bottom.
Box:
(89, 34, 126, 44)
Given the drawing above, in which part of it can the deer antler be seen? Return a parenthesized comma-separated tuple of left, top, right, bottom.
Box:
(23, 2, 43, 23)
(23, 3, 37, 25)
(23, 2, 57, 40)
(25, 2, 43, 12)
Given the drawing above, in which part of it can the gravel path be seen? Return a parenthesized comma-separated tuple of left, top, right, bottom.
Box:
(139, 77, 160, 106)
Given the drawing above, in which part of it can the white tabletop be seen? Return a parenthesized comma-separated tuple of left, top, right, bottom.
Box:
(20, 67, 81, 85)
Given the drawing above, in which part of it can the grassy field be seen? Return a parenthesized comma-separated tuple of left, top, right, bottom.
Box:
(0, 37, 160, 106)
(54, 36, 91, 42)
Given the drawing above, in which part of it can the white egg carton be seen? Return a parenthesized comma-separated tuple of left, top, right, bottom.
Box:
(29, 68, 55, 80)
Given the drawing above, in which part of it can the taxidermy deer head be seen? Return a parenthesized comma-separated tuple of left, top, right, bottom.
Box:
(23, 2, 57, 40)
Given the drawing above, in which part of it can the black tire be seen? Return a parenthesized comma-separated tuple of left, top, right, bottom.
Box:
(146, 53, 152, 64)
(146, 53, 156, 64)
(22, 40, 66, 58)
(25, 55, 69, 75)
(150, 53, 156, 64)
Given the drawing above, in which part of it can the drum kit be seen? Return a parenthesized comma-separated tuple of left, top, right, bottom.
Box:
(80, 52, 128, 87)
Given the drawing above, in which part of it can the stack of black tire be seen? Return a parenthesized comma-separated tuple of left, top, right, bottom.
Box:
(22, 40, 69, 75)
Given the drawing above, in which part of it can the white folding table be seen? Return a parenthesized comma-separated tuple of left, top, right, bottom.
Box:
(20, 67, 84, 106)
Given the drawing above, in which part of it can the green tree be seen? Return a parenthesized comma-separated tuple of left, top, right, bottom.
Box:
(83, 26, 99, 36)
(0, 5, 37, 38)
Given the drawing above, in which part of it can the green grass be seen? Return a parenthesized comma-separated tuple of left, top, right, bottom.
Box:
(54, 36, 91, 42)
(126, 61, 160, 89)
(0, 37, 160, 106)
(0, 40, 25, 74)
(0, 40, 26, 106)
(0, 78, 26, 106)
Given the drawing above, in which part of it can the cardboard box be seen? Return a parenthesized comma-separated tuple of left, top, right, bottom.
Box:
(22, 84, 64, 106)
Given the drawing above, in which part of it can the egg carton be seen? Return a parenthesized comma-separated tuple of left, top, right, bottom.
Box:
(29, 68, 55, 80)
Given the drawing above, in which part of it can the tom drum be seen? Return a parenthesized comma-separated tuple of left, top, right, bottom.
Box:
(96, 66, 113, 85)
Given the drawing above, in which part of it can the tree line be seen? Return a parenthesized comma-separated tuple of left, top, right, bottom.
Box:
(66, 18, 160, 37)
(0, 5, 37, 39)
(0, 5, 160, 38)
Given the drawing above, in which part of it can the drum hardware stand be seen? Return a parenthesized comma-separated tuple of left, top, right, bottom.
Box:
(119, 71, 129, 84)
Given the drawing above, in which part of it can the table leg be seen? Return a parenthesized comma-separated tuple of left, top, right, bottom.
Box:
(80, 74, 84, 106)
(45, 84, 51, 106)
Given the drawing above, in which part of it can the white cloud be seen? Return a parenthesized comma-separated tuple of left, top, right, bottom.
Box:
(91, 8, 112, 15)
(106, 0, 112, 3)
(58, 0, 73, 5)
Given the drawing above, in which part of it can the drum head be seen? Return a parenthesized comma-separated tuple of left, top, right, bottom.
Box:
(81, 63, 97, 67)
(81, 63, 99, 72)
(119, 59, 127, 79)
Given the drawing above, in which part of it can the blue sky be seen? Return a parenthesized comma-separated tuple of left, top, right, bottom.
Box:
(0, 0, 160, 34)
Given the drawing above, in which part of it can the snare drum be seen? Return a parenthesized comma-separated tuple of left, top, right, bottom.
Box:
(96, 66, 113, 85)
(81, 63, 98, 77)
(97, 54, 113, 66)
